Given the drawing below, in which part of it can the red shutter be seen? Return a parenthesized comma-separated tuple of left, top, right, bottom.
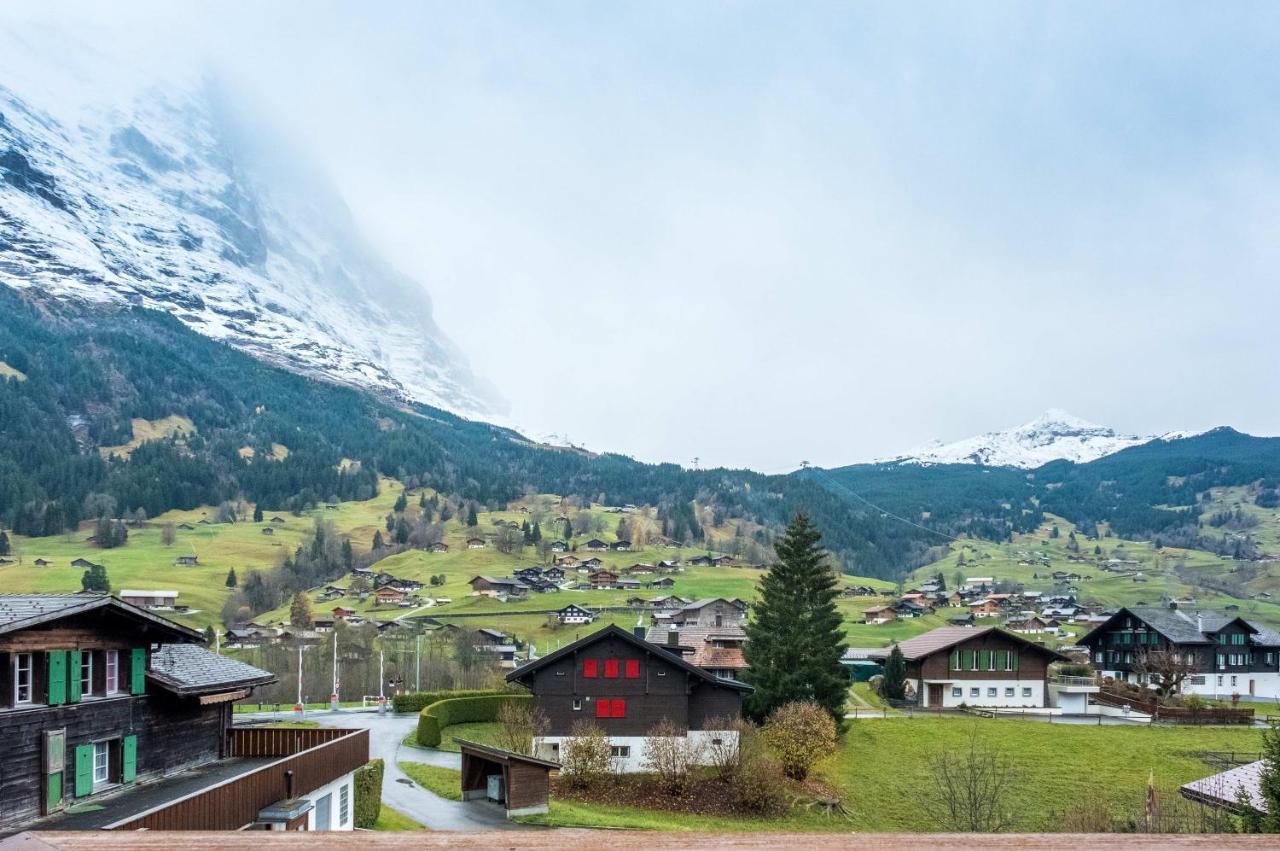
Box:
(611, 699, 626, 718)
(583, 659, 598, 678)
(624, 659, 640, 678)
(603, 659, 619, 678)
(595, 699, 611, 718)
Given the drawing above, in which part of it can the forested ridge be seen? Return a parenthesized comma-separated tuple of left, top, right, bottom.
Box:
(2, 283, 1277, 580)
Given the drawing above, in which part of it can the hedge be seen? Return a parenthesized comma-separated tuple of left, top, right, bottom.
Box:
(353, 758, 384, 829)
(391, 688, 512, 714)
(416, 694, 534, 748)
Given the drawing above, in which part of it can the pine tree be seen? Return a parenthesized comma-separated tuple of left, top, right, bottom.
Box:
(881, 643, 907, 700)
(742, 513, 847, 721)
(253, 504, 264, 523)
(372, 530, 384, 550)
(419, 493, 427, 508)
(394, 493, 408, 513)
(342, 538, 354, 569)
(81, 564, 110, 593)
(225, 567, 237, 588)
(466, 503, 478, 527)
(531, 522, 542, 543)
(203, 625, 216, 646)
(0, 530, 8, 556)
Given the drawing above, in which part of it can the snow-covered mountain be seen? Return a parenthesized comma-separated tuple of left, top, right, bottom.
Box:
(0, 29, 501, 418)
(879, 409, 1160, 468)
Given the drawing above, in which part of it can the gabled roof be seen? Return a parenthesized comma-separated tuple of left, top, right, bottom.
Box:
(868, 626, 1069, 663)
(0, 594, 202, 641)
(1078, 606, 1280, 647)
(506, 624, 751, 692)
(148, 643, 276, 695)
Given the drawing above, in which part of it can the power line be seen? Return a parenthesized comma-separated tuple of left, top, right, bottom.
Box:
(803, 463, 966, 544)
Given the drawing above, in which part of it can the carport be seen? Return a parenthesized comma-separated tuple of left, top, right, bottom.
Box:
(456, 740, 558, 818)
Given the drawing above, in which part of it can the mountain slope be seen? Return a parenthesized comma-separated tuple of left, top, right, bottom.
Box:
(0, 29, 499, 418)
(878, 409, 1155, 468)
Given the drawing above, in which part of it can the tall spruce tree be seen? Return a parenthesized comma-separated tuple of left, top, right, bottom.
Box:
(881, 643, 907, 700)
(743, 513, 847, 721)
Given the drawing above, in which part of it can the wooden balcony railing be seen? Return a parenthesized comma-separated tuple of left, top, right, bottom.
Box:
(106, 728, 369, 831)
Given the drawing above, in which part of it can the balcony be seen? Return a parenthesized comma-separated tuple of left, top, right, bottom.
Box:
(35, 727, 369, 832)
(1049, 675, 1102, 691)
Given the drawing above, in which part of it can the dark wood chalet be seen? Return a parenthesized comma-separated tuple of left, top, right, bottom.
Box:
(1077, 605, 1280, 699)
(506, 624, 749, 772)
(0, 594, 368, 832)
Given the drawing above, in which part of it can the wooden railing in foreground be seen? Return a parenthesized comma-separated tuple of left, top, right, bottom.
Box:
(1094, 690, 1254, 725)
(107, 728, 369, 831)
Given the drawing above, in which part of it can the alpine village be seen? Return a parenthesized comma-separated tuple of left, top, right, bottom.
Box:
(3, 5, 1280, 849)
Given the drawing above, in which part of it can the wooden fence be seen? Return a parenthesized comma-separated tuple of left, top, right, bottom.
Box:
(107, 727, 369, 831)
(1095, 690, 1255, 725)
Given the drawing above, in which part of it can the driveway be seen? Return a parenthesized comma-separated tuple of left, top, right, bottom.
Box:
(238, 709, 526, 831)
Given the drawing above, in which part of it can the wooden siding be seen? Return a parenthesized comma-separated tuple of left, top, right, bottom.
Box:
(108, 728, 369, 831)
(506, 760, 550, 811)
(913, 633, 1052, 683)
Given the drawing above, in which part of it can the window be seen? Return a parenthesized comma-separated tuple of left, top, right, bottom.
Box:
(611, 746, 630, 758)
(1217, 676, 1224, 686)
(1094, 651, 1104, 664)
(1217, 654, 1225, 668)
(1232, 633, 1246, 645)
(969, 687, 979, 698)
(951, 687, 962, 697)
(81, 652, 94, 698)
(105, 650, 119, 694)
(93, 741, 110, 785)
(572, 699, 582, 711)
(339, 784, 350, 826)
(1004, 688, 1014, 697)
(582, 659, 598, 678)
(624, 659, 640, 678)
(603, 659, 619, 679)
(1231, 676, 1238, 687)
(1022, 687, 1032, 698)
(986, 687, 996, 698)
(14, 652, 33, 704)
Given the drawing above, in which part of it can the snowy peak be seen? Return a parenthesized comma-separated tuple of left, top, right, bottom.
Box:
(0, 29, 501, 419)
(879, 410, 1157, 468)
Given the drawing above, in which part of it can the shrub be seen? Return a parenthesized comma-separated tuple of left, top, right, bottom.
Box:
(416, 694, 534, 747)
(352, 758, 384, 828)
(761, 699, 838, 780)
(732, 723, 788, 816)
(705, 715, 753, 781)
(392, 688, 511, 714)
(560, 721, 613, 789)
(642, 719, 703, 795)
(493, 698, 549, 756)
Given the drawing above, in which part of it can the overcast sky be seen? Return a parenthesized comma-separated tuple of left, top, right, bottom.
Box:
(8, 2, 1280, 472)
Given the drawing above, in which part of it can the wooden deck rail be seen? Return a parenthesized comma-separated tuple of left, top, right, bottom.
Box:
(1095, 690, 1254, 724)
(107, 728, 369, 831)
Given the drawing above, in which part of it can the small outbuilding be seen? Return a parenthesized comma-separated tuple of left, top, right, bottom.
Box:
(457, 739, 557, 818)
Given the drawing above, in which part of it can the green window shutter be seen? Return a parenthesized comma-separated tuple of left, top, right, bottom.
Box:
(122, 735, 137, 783)
(46, 772, 63, 811)
(47, 651, 68, 706)
(73, 745, 93, 797)
(1011, 650, 1019, 671)
(950, 649, 959, 671)
(68, 651, 82, 704)
(979, 650, 991, 671)
(995, 650, 1006, 671)
(130, 648, 147, 695)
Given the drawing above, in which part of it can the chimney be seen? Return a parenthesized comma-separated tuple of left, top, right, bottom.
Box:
(1197, 613, 1203, 633)
(1168, 600, 1177, 611)
(667, 629, 679, 647)
(633, 617, 646, 640)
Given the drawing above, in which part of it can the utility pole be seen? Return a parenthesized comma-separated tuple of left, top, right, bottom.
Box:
(415, 633, 421, 693)
(330, 629, 339, 711)
(294, 643, 305, 719)
(378, 646, 387, 714)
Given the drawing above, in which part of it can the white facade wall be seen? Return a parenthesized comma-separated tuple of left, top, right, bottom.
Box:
(305, 771, 356, 831)
(1103, 670, 1280, 701)
(536, 730, 738, 774)
(919, 678, 1045, 709)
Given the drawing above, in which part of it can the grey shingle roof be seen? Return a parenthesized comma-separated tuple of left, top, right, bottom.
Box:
(0, 594, 106, 628)
(1116, 607, 1278, 646)
(148, 643, 275, 695)
(0, 593, 201, 641)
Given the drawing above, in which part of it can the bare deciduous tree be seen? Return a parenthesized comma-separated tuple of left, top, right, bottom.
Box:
(642, 719, 704, 794)
(923, 727, 1019, 832)
(1133, 649, 1196, 699)
(493, 699, 549, 757)
(560, 721, 613, 789)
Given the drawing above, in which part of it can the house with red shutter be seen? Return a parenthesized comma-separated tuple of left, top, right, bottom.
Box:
(506, 624, 749, 772)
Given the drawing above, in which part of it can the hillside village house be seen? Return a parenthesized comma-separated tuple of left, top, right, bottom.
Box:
(556, 604, 596, 625)
(429, 541, 450, 553)
(669, 598, 747, 628)
(506, 624, 749, 773)
(174, 556, 199, 566)
(864, 605, 896, 625)
(469, 576, 527, 598)
(466, 537, 486, 549)
(645, 623, 749, 681)
(588, 570, 620, 590)
(1077, 605, 1280, 699)
(584, 539, 609, 552)
(373, 585, 406, 606)
(867, 626, 1068, 709)
(0, 594, 368, 831)
(117, 591, 179, 611)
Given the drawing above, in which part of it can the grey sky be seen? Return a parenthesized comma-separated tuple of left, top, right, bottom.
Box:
(8, 2, 1280, 472)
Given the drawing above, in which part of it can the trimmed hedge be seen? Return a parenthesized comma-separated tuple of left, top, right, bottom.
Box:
(416, 694, 534, 748)
(353, 758, 384, 829)
(392, 688, 511, 714)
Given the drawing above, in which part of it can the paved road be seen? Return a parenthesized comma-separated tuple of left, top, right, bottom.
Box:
(238, 710, 526, 831)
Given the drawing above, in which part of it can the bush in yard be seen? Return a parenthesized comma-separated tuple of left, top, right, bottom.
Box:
(392, 688, 511, 714)
(704, 715, 754, 780)
(560, 721, 613, 789)
(642, 719, 704, 795)
(416, 694, 534, 747)
(353, 758, 384, 828)
(493, 698, 549, 756)
(761, 699, 837, 780)
(731, 723, 788, 816)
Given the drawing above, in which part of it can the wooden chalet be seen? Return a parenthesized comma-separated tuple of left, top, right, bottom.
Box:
(543, 567, 566, 583)
(553, 555, 580, 568)
(0, 594, 369, 831)
(612, 540, 632, 552)
(549, 541, 568, 553)
(469, 576, 527, 598)
(588, 570, 620, 590)
(867, 626, 1068, 709)
(268, 516, 285, 524)
(669, 598, 747, 628)
(374, 585, 406, 605)
(33, 559, 51, 567)
(650, 576, 676, 589)
(863, 605, 896, 624)
(506, 624, 749, 772)
(466, 537, 486, 549)
(174, 556, 199, 566)
(69, 559, 100, 570)
(556, 604, 596, 625)
(429, 542, 450, 553)
(584, 539, 609, 552)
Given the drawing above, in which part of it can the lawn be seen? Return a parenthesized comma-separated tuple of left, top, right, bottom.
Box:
(522, 717, 1262, 832)
(398, 762, 462, 800)
(431, 721, 504, 752)
(372, 804, 428, 830)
